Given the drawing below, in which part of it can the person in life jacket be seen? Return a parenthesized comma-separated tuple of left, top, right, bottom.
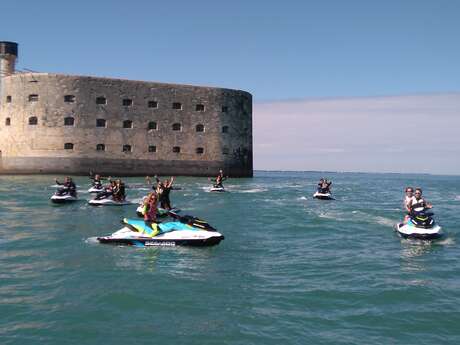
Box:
(408, 188, 432, 214)
(143, 192, 158, 223)
(55, 177, 77, 197)
(403, 186, 414, 223)
(89, 172, 107, 188)
(112, 179, 126, 202)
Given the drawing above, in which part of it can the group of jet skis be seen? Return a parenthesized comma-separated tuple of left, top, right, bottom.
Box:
(51, 171, 443, 247)
(50, 171, 228, 247)
(313, 179, 443, 240)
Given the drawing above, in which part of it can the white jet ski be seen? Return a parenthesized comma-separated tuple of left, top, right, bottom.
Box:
(97, 214, 224, 247)
(395, 205, 443, 240)
(88, 185, 104, 193)
(50, 188, 78, 204)
(210, 184, 226, 192)
(313, 191, 334, 200)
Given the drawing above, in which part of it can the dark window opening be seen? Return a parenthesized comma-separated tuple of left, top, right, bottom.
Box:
(122, 145, 132, 153)
(64, 143, 74, 150)
(123, 120, 133, 128)
(222, 106, 228, 113)
(172, 146, 181, 153)
(222, 147, 229, 155)
(172, 102, 182, 110)
(172, 123, 181, 131)
(96, 119, 106, 127)
(5, 117, 11, 126)
(123, 99, 133, 106)
(96, 96, 107, 105)
(148, 121, 157, 130)
(222, 126, 229, 133)
(64, 117, 75, 126)
(28, 94, 39, 102)
(6, 96, 12, 103)
(64, 95, 75, 103)
(196, 104, 205, 112)
(196, 124, 205, 132)
(148, 101, 158, 108)
(96, 144, 105, 151)
(28, 116, 38, 125)
(196, 147, 204, 154)
(148, 145, 157, 153)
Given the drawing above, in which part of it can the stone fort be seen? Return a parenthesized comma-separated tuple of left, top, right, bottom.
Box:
(0, 41, 253, 177)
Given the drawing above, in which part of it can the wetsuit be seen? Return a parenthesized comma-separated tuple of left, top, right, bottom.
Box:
(56, 181, 77, 197)
(159, 186, 172, 210)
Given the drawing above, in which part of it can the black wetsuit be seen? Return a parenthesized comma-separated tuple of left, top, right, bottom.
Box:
(56, 181, 77, 197)
(159, 186, 172, 209)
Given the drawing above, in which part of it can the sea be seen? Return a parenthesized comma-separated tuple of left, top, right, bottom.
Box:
(1, 171, 460, 345)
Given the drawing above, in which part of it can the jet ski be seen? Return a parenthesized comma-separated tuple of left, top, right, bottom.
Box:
(88, 191, 132, 206)
(88, 184, 104, 193)
(50, 188, 78, 204)
(395, 204, 443, 240)
(97, 214, 224, 247)
(313, 191, 334, 200)
(210, 184, 226, 192)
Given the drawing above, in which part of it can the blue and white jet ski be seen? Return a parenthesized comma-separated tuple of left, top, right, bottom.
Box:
(97, 213, 224, 247)
(50, 188, 78, 204)
(395, 205, 443, 240)
(135, 202, 180, 218)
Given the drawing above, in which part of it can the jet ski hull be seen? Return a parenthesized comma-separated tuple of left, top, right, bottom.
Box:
(210, 186, 225, 192)
(89, 199, 132, 206)
(50, 195, 78, 203)
(395, 222, 443, 240)
(88, 186, 104, 193)
(97, 226, 224, 247)
(313, 192, 334, 200)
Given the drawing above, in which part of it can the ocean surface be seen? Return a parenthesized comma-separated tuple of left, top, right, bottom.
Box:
(1, 171, 460, 345)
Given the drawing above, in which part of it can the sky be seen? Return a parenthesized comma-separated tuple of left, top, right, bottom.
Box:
(1, 0, 459, 174)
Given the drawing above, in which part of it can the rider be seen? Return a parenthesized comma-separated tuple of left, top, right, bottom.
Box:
(155, 176, 175, 210)
(143, 192, 158, 223)
(211, 170, 227, 188)
(408, 188, 432, 213)
(402, 187, 414, 223)
(317, 178, 332, 194)
(89, 172, 106, 189)
(112, 179, 126, 202)
(55, 177, 77, 197)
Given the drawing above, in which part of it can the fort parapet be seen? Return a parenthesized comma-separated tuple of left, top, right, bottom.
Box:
(0, 42, 253, 176)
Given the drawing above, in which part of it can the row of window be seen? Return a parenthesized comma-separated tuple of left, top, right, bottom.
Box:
(3, 117, 230, 133)
(62, 143, 230, 155)
(5, 95, 229, 113)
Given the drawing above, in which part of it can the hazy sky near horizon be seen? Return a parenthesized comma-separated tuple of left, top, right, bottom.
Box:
(1, 1, 459, 174)
(254, 93, 460, 175)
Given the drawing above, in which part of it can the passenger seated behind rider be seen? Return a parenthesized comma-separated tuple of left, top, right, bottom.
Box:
(112, 179, 126, 202)
(408, 188, 432, 214)
(155, 175, 175, 210)
(55, 177, 77, 197)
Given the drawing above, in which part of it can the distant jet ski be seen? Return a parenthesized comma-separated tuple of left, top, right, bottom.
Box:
(313, 191, 334, 200)
(88, 192, 132, 206)
(88, 184, 104, 193)
(395, 205, 443, 240)
(97, 215, 224, 247)
(210, 184, 226, 192)
(50, 188, 78, 204)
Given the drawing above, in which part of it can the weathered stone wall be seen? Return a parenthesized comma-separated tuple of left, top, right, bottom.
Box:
(0, 73, 252, 176)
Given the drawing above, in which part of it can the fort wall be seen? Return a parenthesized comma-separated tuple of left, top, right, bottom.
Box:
(0, 73, 253, 176)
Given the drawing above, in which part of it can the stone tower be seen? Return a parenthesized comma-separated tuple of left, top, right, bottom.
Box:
(0, 41, 18, 102)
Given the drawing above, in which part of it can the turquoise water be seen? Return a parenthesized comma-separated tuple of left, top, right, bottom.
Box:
(1, 171, 460, 344)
